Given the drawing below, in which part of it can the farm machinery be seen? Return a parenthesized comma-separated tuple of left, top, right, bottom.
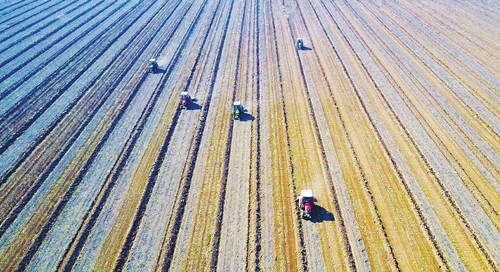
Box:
(180, 91, 192, 109)
(296, 38, 303, 50)
(296, 190, 315, 219)
(233, 101, 243, 120)
(148, 58, 158, 73)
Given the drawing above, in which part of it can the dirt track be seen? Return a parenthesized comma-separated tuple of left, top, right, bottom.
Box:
(0, 0, 499, 271)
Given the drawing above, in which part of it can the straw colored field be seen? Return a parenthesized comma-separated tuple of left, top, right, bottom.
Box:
(0, 0, 498, 271)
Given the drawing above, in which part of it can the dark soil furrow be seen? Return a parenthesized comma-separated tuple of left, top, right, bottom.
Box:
(0, 1, 116, 84)
(0, 0, 59, 28)
(0, 0, 74, 43)
(157, 0, 236, 269)
(0, 1, 104, 66)
(0, 0, 150, 155)
(0, 0, 40, 17)
(245, 0, 262, 269)
(113, 0, 211, 270)
(268, 0, 309, 269)
(210, 0, 248, 269)
(312, 0, 401, 269)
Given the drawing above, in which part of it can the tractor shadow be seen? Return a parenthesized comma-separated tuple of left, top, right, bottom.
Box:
(154, 68, 167, 74)
(239, 111, 254, 122)
(300, 46, 312, 51)
(311, 204, 334, 223)
(187, 101, 202, 110)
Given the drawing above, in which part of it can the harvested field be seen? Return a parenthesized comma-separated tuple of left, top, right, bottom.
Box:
(0, 0, 499, 271)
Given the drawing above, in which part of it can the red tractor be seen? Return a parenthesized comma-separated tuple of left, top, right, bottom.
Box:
(296, 190, 315, 219)
(181, 91, 192, 109)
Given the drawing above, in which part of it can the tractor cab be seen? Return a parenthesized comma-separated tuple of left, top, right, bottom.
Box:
(233, 101, 243, 120)
(296, 38, 303, 50)
(181, 91, 191, 109)
(296, 190, 314, 219)
(148, 58, 158, 73)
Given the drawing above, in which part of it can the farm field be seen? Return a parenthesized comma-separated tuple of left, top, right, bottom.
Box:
(0, 0, 499, 270)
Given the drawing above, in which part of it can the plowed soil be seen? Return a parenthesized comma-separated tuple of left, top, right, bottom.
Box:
(0, 0, 498, 271)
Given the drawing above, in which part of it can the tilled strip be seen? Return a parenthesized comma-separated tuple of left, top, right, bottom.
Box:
(0, 0, 139, 154)
(53, 0, 199, 270)
(0, 0, 158, 231)
(0, 0, 66, 32)
(154, 0, 236, 269)
(0, 1, 104, 66)
(268, 0, 309, 269)
(337, 1, 499, 268)
(245, 0, 262, 269)
(0, 0, 82, 47)
(0, 0, 40, 18)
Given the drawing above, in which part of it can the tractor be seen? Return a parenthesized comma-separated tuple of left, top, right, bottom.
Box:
(180, 91, 192, 109)
(148, 58, 158, 73)
(296, 190, 315, 219)
(233, 101, 243, 120)
(296, 38, 303, 50)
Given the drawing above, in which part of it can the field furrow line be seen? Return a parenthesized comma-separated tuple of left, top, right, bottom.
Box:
(268, 0, 312, 270)
(310, 0, 403, 269)
(0, 0, 65, 31)
(0, 0, 175, 270)
(376, 0, 500, 135)
(437, 0, 500, 37)
(393, 1, 499, 78)
(0, 0, 496, 270)
(373, 0, 500, 181)
(0, 0, 40, 18)
(55, 2, 212, 270)
(217, 0, 256, 269)
(0, 0, 81, 47)
(0, 0, 151, 156)
(48, 2, 202, 271)
(49, 0, 206, 270)
(330, 1, 498, 268)
(280, 0, 359, 270)
(358, 0, 500, 211)
(154, 0, 237, 269)
(296, 2, 375, 271)
(245, 0, 262, 269)
(0, 0, 104, 67)
(419, 0, 500, 53)
(334, 0, 490, 269)
(111, 1, 212, 271)
(0, 0, 154, 232)
(314, 0, 443, 269)
(0, 0, 115, 182)
(0, 0, 120, 88)
(451, 0, 499, 25)
(378, 1, 500, 96)
(121, 2, 223, 270)
(455, 0, 500, 25)
(0, 0, 160, 224)
(372, 0, 500, 181)
(366, 0, 500, 125)
(254, 0, 279, 268)
(174, 0, 246, 269)
(344, 0, 500, 230)
(338, 0, 500, 268)
(367, 0, 500, 141)
(0, 0, 153, 147)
